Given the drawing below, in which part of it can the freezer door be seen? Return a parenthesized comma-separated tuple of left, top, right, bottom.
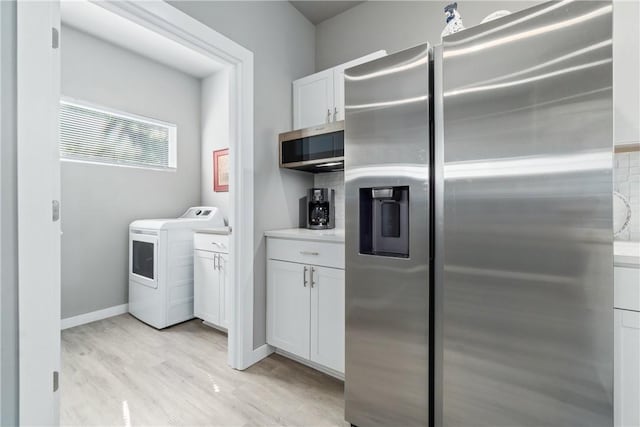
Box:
(435, 1, 613, 426)
(344, 44, 431, 427)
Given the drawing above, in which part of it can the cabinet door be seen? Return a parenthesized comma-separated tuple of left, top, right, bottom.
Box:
(615, 309, 640, 427)
(310, 265, 345, 373)
(614, 0, 640, 145)
(293, 69, 334, 129)
(267, 260, 311, 359)
(218, 253, 231, 328)
(193, 250, 220, 324)
(333, 50, 387, 122)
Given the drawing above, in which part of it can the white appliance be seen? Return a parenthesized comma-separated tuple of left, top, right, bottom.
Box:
(129, 207, 225, 329)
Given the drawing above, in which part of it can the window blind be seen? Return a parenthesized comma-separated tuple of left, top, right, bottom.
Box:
(59, 100, 177, 169)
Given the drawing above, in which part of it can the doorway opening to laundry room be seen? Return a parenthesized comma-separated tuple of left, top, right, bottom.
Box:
(16, 0, 255, 424)
(58, 3, 237, 424)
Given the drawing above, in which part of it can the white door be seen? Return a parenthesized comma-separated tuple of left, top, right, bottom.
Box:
(310, 266, 345, 373)
(332, 68, 347, 123)
(17, 1, 61, 424)
(615, 309, 640, 427)
(194, 250, 220, 324)
(293, 69, 334, 129)
(219, 252, 230, 328)
(266, 260, 311, 359)
(332, 50, 387, 122)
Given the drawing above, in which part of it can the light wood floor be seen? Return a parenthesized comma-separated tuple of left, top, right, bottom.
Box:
(61, 314, 346, 426)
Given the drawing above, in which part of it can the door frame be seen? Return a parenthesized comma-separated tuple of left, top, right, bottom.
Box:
(18, 1, 260, 422)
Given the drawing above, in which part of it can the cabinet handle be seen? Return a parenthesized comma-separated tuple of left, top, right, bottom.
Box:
(214, 253, 218, 270)
(326, 109, 331, 123)
(333, 107, 338, 122)
(303, 266, 308, 287)
(310, 267, 316, 288)
(300, 251, 319, 256)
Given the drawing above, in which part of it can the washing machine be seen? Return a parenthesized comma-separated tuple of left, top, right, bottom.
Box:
(129, 207, 225, 329)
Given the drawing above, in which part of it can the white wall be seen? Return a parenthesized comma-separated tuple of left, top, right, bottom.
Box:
(201, 69, 231, 219)
(315, 1, 541, 71)
(0, 1, 19, 424)
(169, 1, 316, 347)
(615, 151, 640, 241)
(60, 25, 202, 319)
(314, 172, 345, 229)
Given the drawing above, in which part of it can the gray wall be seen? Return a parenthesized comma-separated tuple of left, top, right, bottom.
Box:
(316, 1, 541, 71)
(169, 1, 315, 348)
(60, 25, 201, 318)
(201, 70, 231, 219)
(0, 1, 18, 424)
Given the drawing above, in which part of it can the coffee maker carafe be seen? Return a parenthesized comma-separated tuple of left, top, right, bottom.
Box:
(306, 188, 335, 230)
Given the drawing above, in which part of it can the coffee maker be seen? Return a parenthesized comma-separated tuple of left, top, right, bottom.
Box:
(306, 188, 335, 230)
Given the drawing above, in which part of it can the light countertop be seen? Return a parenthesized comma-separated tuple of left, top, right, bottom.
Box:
(194, 226, 231, 235)
(264, 228, 345, 243)
(615, 240, 640, 268)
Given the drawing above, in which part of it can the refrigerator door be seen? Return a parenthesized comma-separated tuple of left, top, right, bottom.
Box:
(344, 44, 431, 427)
(435, 1, 613, 426)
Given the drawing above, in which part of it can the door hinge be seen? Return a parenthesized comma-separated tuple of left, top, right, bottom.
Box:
(52, 27, 59, 49)
(53, 371, 59, 392)
(52, 200, 60, 222)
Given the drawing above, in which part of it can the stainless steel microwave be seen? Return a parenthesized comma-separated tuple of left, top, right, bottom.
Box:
(278, 121, 344, 173)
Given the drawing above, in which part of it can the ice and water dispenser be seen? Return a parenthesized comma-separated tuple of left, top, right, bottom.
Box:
(359, 186, 409, 258)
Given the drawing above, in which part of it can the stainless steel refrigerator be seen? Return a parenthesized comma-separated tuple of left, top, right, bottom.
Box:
(344, 1, 613, 426)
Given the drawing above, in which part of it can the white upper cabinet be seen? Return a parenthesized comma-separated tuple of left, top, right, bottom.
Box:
(614, 0, 640, 145)
(293, 69, 335, 130)
(293, 50, 387, 129)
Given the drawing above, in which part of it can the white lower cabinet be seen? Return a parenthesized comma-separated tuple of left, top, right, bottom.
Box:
(615, 308, 640, 427)
(193, 233, 229, 329)
(310, 266, 345, 373)
(218, 253, 230, 328)
(194, 250, 221, 324)
(266, 237, 345, 375)
(267, 260, 311, 358)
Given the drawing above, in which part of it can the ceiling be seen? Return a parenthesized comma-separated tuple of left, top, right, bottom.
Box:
(61, 0, 225, 79)
(290, 1, 365, 25)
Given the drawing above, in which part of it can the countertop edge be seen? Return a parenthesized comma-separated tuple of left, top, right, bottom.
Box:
(194, 227, 231, 235)
(264, 228, 345, 243)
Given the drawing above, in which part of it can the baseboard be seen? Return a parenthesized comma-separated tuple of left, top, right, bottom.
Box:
(202, 320, 228, 334)
(61, 303, 129, 330)
(237, 343, 275, 370)
(275, 348, 345, 381)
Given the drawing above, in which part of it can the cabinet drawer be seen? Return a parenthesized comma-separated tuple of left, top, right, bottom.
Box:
(194, 233, 229, 253)
(267, 237, 344, 269)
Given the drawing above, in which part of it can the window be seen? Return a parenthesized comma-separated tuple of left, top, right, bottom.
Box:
(59, 99, 177, 169)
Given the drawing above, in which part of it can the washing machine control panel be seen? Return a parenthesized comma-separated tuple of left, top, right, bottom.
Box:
(181, 207, 216, 219)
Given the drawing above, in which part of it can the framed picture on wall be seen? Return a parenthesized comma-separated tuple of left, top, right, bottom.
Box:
(213, 148, 229, 192)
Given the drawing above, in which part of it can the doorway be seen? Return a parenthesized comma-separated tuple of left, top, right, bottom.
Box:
(16, 1, 256, 423)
